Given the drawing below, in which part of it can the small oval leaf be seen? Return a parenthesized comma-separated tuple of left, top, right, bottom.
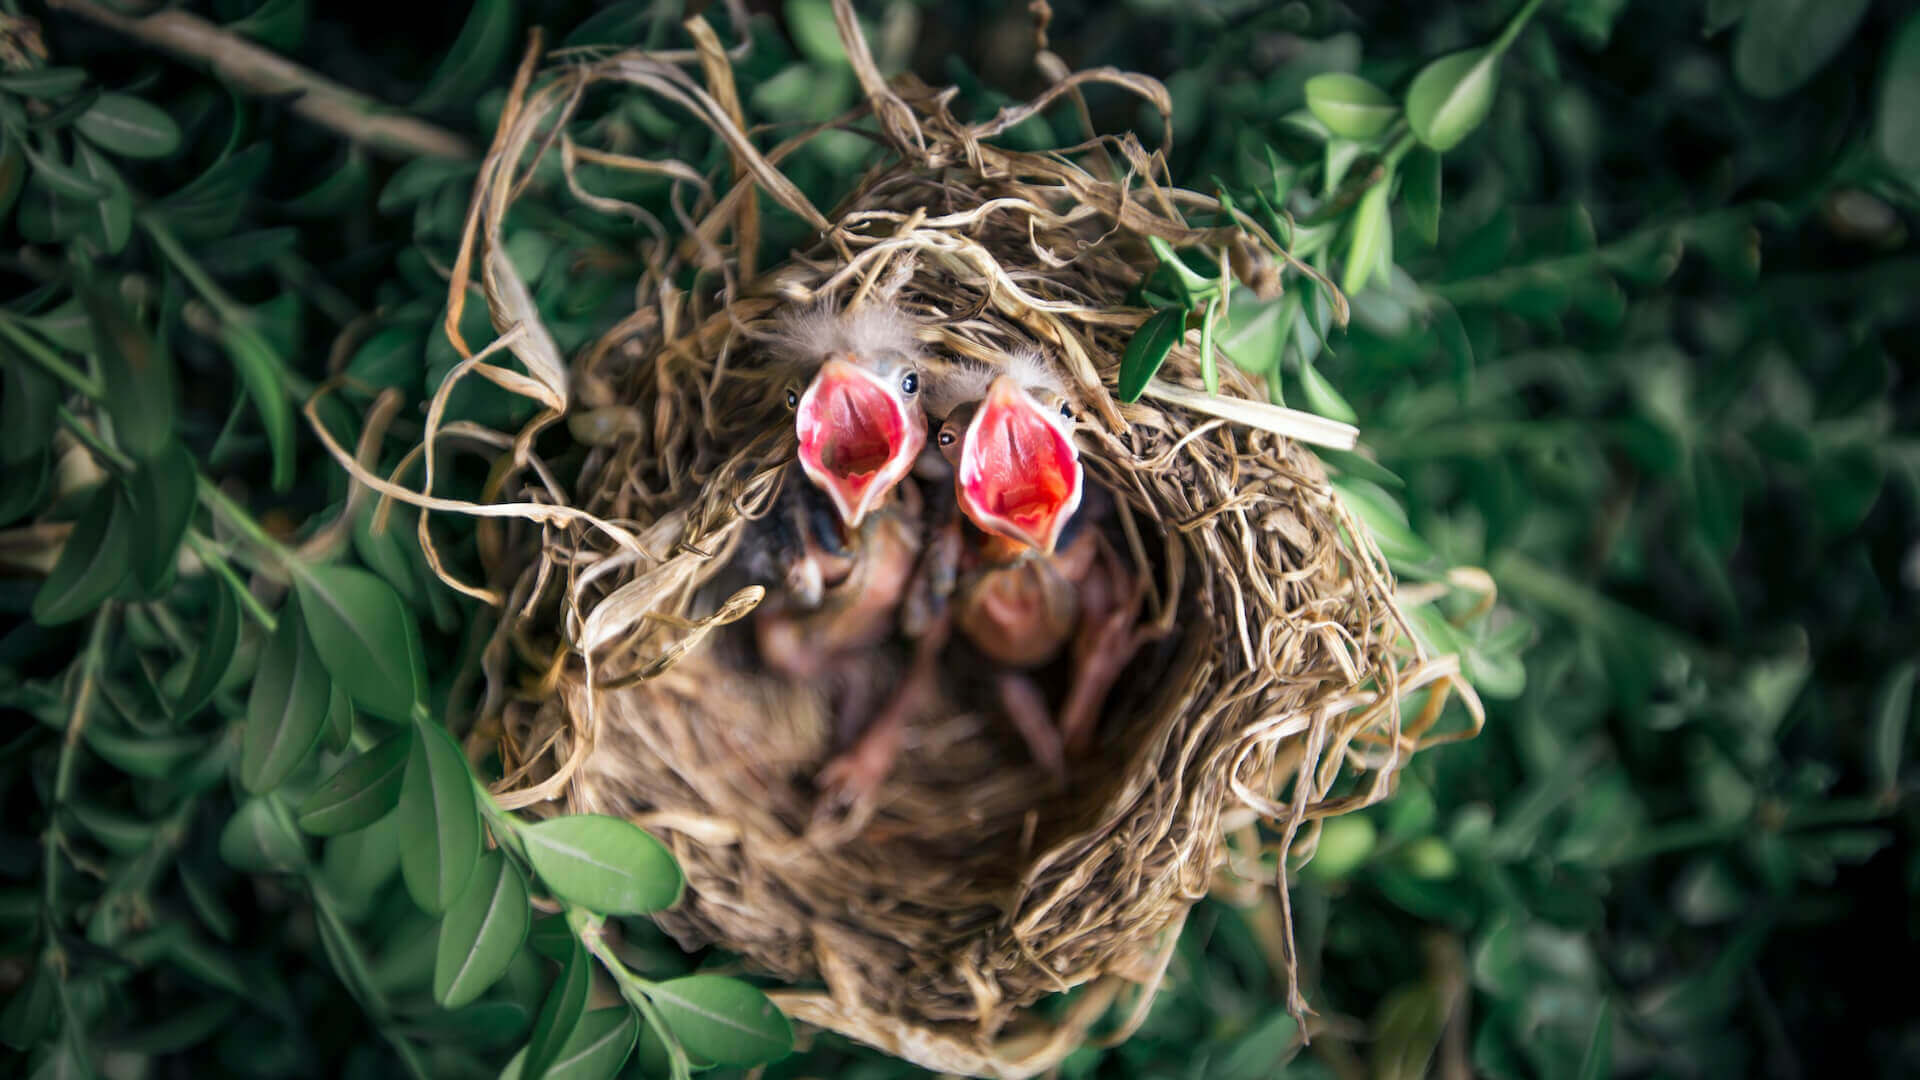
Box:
(522, 940, 591, 1080)
(242, 603, 332, 794)
(520, 815, 683, 916)
(218, 796, 306, 873)
(0, 67, 88, 100)
(541, 1007, 636, 1080)
(647, 975, 793, 1066)
(1877, 12, 1920, 182)
(1304, 73, 1398, 139)
(435, 851, 532, 1009)
(297, 733, 411, 836)
(175, 579, 240, 718)
(82, 280, 176, 460)
(1405, 48, 1498, 152)
(294, 564, 425, 722)
(32, 482, 133, 625)
(1733, 0, 1871, 99)
(74, 93, 183, 159)
(73, 142, 131, 255)
(128, 440, 196, 595)
(1403, 147, 1442, 246)
(1341, 177, 1393, 296)
(1117, 307, 1188, 404)
(399, 717, 482, 913)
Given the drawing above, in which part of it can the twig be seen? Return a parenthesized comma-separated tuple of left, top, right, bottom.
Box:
(46, 0, 474, 161)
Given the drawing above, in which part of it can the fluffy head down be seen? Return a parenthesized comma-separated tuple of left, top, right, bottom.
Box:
(767, 301, 925, 371)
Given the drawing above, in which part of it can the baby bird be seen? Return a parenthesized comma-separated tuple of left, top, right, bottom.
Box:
(778, 302, 928, 528)
(752, 301, 934, 805)
(929, 350, 1154, 764)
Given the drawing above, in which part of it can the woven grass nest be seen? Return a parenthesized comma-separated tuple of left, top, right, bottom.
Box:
(351, 7, 1481, 1077)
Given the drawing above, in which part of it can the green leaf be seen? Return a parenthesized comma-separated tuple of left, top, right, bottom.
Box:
(435, 851, 532, 1009)
(176, 579, 240, 717)
(323, 679, 354, 753)
(242, 603, 332, 794)
(282, 149, 370, 217)
(1333, 478, 1436, 567)
(151, 143, 268, 239)
(1216, 289, 1297, 378)
(313, 887, 386, 1015)
(127, 440, 196, 595)
(1342, 176, 1393, 295)
(65, 798, 155, 854)
(1868, 661, 1915, 797)
(0, 450, 49, 527)
(75, 93, 182, 158)
(82, 279, 176, 460)
(540, 1007, 637, 1080)
(219, 321, 296, 492)
(297, 732, 411, 835)
(219, 795, 306, 873)
(399, 716, 482, 913)
(33, 482, 133, 625)
(0, 133, 25, 228)
(1577, 1000, 1614, 1080)
(1304, 73, 1398, 139)
(1732, 0, 1871, 99)
(1403, 148, 1441, 246)
(1297, 358, 1359, 425)
(1, 357, 58, 466)
(293, 564, 426, 722)
(414, 0, 518, 113)
(1876, 11, 1920, 182)
(84, 727, 211, 779)
(228, 0, 310, 53)
(786, 0, 851, 65)
(73, 142, 131, 255)
(0, 67, 87, 100)
(0, 961, 54, 1049)
(18, 139, 109, 201)
(1405, 48, 1498, 152)
(1117, 307, 1187, 404)
(523, 940, 591, 1080)
(520, 815, 683, 916)
(647, 975, 793, 1066)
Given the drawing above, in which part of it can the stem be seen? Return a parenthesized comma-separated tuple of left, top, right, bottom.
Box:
(56, 406, 135, 473)
(186, 531, 279, 632)
(196, 474, 295, 566)
(573, 912, 693, 1080)
(480, 786, 694, 1080)
(1382, 129, 1417, 170)
(1490, 0, 1548, 56)
(147, 218, 318, 399)
(0, 315, 101, 398)
(43, 605, 113, 929)
(44, 0, 474, 160)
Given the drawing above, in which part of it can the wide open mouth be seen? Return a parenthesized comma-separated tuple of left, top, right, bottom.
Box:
(796, 358, 920, 526)
(956, 376, 1083, 553)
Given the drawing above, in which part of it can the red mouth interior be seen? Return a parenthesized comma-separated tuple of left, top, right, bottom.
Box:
(965, 403, 1075, 539)
(801, 375, 904, 493)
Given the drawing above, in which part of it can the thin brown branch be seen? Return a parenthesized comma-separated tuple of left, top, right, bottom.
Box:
(47, 0, 474, 160)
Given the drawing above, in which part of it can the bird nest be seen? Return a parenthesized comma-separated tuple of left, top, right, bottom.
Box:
(328, 7, 1481, 1078)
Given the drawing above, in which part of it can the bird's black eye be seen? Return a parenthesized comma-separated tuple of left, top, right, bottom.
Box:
(1058, 401, 1073, 419)
(785, 389, 799, 410)
(900, 371, 919, 395)
(937, 429, 956, 446)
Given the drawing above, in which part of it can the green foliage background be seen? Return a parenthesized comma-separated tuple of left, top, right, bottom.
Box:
(2, 0, 1916, 1077)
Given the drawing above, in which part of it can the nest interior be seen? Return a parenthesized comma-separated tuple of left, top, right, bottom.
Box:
(337, 7, 1479, 1077)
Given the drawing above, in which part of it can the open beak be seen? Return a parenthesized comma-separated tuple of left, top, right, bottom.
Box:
(956, 376, 1083, 554)
(795, 356, 925, 527)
